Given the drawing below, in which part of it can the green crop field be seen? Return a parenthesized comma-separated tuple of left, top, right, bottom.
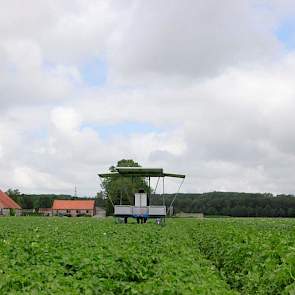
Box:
(1, 218, 295, 294)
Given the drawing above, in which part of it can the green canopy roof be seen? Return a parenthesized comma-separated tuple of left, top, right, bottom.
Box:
(98, 167, 185, 178)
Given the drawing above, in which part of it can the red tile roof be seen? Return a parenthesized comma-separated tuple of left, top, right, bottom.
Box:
(52, 200, 95, 210)
(0, 190, 22, 209)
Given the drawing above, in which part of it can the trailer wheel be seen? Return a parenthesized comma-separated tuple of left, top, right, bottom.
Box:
(156, 218, 165, 226)
(115, 217, 124, 224)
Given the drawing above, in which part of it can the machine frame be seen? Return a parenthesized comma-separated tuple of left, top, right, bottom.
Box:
(98, 167, 185, 223)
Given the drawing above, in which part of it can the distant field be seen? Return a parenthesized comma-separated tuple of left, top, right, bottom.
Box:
(0, 217, 295, 294)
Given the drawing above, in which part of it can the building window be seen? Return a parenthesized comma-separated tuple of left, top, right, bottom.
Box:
(86, 210, 89, 213)
(76, 210, 80, 214)
(66, 210, 70, 213)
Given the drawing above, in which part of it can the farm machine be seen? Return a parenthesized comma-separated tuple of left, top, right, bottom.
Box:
(98, 167, 185, 224)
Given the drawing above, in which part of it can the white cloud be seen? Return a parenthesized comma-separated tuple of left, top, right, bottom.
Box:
(1, 1, 295, 195)
(13, 166, 72, 191)
(0, 145, 3, 159)
(107, 0, 281, 83)
(51, 107, 82, 134)
(0, 40, 79, 109)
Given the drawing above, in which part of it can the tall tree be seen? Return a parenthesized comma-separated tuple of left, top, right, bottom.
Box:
(101, 159, 149, 215)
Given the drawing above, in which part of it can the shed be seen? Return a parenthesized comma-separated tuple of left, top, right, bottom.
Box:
(0, 190, 22, 216)
(38, 208, 53, 216)
(176, 212, 204, 218)
(94, 207, 106, 218)
(52, 200, 95, 216)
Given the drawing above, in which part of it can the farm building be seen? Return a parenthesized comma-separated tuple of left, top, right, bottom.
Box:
(52, 200, 96, 217)
(21, 209, 36, 216)
(38, 208, 53, 216)
(94, 207, 106, 218)
(176, 212, 204, 218)
(0, 190, 22, 216)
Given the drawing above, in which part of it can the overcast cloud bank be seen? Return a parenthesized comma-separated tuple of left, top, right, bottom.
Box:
(1, 0, 295, 196)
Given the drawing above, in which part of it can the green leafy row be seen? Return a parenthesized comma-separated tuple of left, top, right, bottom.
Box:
(190, 218, 295, 294)
(0, 217, 235, 294)
(3, 217, 294, 294)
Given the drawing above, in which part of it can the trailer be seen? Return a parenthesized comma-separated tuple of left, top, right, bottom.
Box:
(98, 167, 185, 224)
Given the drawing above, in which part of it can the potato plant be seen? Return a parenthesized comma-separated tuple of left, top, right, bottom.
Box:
(191, 218, 295, 294)
(1, 217, 294, 294)
(0, 217, 234, 294)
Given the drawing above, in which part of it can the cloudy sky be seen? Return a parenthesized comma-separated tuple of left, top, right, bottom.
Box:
(1, 0, 295, 196)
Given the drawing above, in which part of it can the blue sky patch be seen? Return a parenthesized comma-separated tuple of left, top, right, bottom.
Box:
(28, 128, 49, 142)
(276, 19, 295, 50)
(79, 58, 107, 87)
(81, 121, 162, 139)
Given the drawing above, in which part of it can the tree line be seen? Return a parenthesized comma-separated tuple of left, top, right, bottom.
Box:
(151, 192, 295, 217)
(7, 188, 295, 217)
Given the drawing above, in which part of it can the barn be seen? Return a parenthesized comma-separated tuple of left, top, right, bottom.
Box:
(52, 200, 96, 217)
(0, 190, 22, 216)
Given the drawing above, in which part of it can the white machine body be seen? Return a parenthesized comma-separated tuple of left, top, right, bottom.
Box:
(134, 193, 147, 207)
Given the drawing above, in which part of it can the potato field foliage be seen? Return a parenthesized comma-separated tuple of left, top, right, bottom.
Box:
(0, 217, 295, 294)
